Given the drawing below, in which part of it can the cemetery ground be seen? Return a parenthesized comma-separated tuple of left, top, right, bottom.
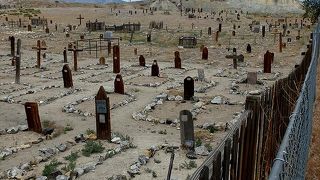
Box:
(0, 1, 314, 180)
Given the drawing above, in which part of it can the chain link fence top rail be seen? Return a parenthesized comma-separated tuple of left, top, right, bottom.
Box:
(268, 19, 320, 180)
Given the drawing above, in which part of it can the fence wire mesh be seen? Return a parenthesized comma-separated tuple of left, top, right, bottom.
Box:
(269, 20, 320, 180)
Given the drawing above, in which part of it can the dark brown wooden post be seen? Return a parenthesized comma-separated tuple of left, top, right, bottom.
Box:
(219, 23, 222, 32)
(212, 151, 222, 180)
(139, 55, 145, 66)
(222, 139, 232, 180)
(114, 74, 124, 94)
(199, 165, 210, 180)
(62, 64, 73, 88)
(24, 102, 42, 133)
(202, 47, 208, 60)
(279, 33, 283, 53)
(108, 41, 112, 55)
(239, 96, 261, 180)
(264, 51, 273, 73)
(68, 46, 83, 71)
(95, 86, 111, 141)
(230, 129, 239, 180)
(10, 36, 15, 57)
(113, 45, 120, 73)
(15, 39, 21, 84)
(262, 26, 265, 37)
(32, 40, 47, 68)
(63, 47, 67, 63)
(174, 51, 181, 68)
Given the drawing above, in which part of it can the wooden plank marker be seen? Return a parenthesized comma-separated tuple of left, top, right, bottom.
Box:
(95, 86, 111, 141)
(24, 102, 42, 133)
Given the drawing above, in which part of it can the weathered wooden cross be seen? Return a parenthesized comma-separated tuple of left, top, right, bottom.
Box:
(68, 46, 83, 71)
(225, 53, 244, 69)
(32, 40, 47, 68)
(77, 14, 84, 25)
(271, 31, 283, 52)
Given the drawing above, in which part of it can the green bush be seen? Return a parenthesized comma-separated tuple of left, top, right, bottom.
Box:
(82, 141, 105, 157)
(42, 159, 61, 176)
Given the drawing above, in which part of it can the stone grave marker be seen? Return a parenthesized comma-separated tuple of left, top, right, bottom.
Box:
(139, 55, 145, 66)
(264, 51, 273, 73)
(68, 46, 83, 71)
(24, 102, 42, 133)
(247, 44, 252, 53)
(151, 60, 159, 77)
(62, 64, 73, 88)
(114, 74, 124, 94)
(99, 57, 106, 65)
(202, 47, 208, 60)
(63, 47, 67, 63)
(32, 40, 47, 68)
(184, 76, 194, 100)
(198, 69, 205, 81)
(180, 110, 194, 149)
(15, 39, 21, 84)
(247, 72, 257, 84)
(95, 86, 111, 141)
(113, 45, 120, 73)
(174, 51, 182, 69)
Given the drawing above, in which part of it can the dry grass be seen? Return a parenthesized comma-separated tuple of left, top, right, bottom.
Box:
(306, 65, 320, 179)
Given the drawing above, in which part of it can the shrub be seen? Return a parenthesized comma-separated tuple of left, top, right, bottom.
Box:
(82, 141, 104, 157)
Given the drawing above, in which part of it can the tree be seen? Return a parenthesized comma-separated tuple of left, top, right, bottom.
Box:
(302, 0, 320, 23)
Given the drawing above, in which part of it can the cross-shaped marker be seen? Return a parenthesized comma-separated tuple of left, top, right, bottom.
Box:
(32, 40, 47, 68)
(68, 46, 83, 71)
(77, 14, 84, 25)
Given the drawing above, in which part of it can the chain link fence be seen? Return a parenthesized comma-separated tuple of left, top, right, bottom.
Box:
(268, 20, 320, 179)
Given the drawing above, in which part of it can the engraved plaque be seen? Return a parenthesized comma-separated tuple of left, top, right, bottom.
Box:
(99, 114, 105, 123)
(96, 100, 107, 114)
(181, 115, 188, 122)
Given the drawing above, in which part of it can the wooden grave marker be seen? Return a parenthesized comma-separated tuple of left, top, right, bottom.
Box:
(184, 76, 194, 100)
(139, 55, 145, 66)
(62, 64, 73, 88)
(151, 60, 159, 77)
(174, 51, 181, 69)
(95, 86, 111, 141)
(99, 57, 106, 65)
(68, 46, 83, 71)
(32, 40, 47, 68)
(114, 74, 124, 94)
(24, 102, 42, 133)
(264, 51, 273, 73)
(202, 47, 208, 60)
(113, 45, 120, 73)
(15, 39, 21, 84)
